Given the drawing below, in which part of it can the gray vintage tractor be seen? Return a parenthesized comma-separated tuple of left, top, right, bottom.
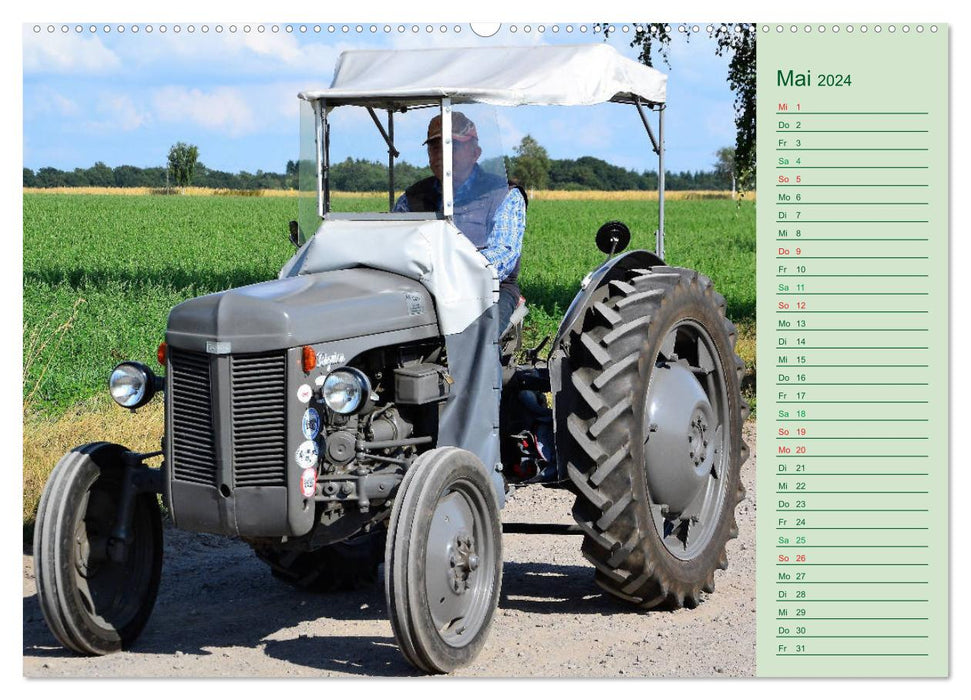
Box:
(33, 44, 747, 673)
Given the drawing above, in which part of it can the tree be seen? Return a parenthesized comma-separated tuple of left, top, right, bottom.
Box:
(167, 142, 199, 191)
(285, 159, 299, 190)
(86, 161, 114, 187)
(624, 23, 756, 191)
(113, 165, 140, 187)
(714, 146, 737, 197)
(510, 135, 551, 192)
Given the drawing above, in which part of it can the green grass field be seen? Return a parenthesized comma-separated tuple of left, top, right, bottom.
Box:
(22, 191, 755, 529)
(23, 192, 755, 414)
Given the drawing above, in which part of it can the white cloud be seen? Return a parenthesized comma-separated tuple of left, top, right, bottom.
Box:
(152, 86, 257, 136)
(252, 82, 309, 123)
(24, 87, 80, 120)
(237, 33, 317, 67)
(208, 31, 347, 72)
(80, 93, 150, 133)
(49, 92, 79, 117)
(105, 95, 149, 131)
(547, 111, 611, 151)
(23, 33, 121, 74)
(495, 113, 525, 154)
(106, 30, 348, 80)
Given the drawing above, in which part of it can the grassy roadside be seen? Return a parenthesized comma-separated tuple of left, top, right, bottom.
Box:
(22, 396, 165, 541)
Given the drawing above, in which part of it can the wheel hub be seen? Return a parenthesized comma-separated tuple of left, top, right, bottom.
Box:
(643, 362, 715, 515)
(688, 410, 713, 468)
(74, 518, 109, 578)
(447, 534, 478, 594)
(75, 530, 92, 577)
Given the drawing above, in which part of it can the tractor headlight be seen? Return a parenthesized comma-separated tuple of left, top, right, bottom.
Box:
(109, 362, 160, 409)
(322, 367, 371, 414)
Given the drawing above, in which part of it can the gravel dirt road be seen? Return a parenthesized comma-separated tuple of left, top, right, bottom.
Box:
(23, 424, 756, 678)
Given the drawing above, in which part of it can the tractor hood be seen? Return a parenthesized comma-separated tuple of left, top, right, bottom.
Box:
(166, 267, 439, 354)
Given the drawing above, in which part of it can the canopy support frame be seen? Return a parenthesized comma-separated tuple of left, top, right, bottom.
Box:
(387, 110, 395, 211)
(635, 98, 666, 260)
(657, 103, 665, 260)
(366, 106, 401, 160)
(441, 98, 454, 219)
(314, 100, 328, 218)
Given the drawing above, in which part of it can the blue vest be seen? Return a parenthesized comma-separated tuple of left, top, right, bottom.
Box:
(405, 170, 521, 285)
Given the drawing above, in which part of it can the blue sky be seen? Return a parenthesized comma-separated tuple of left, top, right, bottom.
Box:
(23, 22, 736, 175)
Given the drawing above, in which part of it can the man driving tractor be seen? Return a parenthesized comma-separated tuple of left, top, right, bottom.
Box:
(393, 111, 526, 336)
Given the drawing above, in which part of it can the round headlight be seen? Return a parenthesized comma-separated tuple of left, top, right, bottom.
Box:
(109, 362, 156, 409)
(322, 367, 370, 414)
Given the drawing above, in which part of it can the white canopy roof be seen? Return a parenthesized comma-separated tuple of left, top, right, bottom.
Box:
(299, 44, 666, 107)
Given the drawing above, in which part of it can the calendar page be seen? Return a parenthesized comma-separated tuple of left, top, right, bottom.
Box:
(755, 25, 948, 676)
(20, 17, 950, 680)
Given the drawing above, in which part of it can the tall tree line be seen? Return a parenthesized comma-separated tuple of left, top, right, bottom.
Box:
(24, 156, 736, 192)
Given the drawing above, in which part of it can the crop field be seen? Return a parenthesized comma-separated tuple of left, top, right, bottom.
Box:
(23, 186, 755, 202)
(22, 191, 754, 525)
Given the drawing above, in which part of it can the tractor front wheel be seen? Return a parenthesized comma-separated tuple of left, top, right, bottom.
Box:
(33, 443, 163, 654)
(385, 447, 502, 673)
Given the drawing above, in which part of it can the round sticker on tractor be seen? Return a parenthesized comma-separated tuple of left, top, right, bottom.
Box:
(295, 440, 319, 469)
(300, 468, 317, 498)
(296, 383, 313, 403)
(302, 407, 321, 440)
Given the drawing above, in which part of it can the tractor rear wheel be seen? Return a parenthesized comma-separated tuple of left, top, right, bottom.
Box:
(560, 266, 748, 608)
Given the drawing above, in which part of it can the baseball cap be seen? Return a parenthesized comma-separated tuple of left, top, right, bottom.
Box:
(422, 112, 478, 145)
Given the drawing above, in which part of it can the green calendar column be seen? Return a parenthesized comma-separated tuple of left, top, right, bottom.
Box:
(755, 23, 948, 677)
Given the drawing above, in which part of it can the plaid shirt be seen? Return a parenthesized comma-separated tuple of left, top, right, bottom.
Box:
(393, 166, 525, 281)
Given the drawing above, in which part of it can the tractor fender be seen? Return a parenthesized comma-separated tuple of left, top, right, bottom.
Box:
(548, 249, 664, 483)
(551, 249, 665, 356)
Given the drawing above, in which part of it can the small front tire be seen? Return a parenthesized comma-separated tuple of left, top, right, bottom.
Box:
(385, 447, 502, 673)
(33, 443, 163, 655)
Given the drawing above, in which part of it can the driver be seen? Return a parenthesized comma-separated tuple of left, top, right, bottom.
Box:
(393, 112, 526, 336)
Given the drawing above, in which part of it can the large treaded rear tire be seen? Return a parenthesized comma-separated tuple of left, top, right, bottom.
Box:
(559, 265, 749, 608)
(252, 530, 386, 593)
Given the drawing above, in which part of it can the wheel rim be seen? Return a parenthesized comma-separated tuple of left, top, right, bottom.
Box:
(643, 319, 731, 560)
(423, 479, 497, 647)
(70, 479, 158, 635)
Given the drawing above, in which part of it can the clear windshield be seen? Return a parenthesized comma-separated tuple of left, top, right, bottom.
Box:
(297, 99, 320, 244)
(455, 103, 509, 194)
(300, 100, 508, 231)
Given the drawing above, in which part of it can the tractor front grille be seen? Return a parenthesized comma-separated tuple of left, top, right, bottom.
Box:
(231, 353, 287, 487)
(169, 348, 217, 486)
(169, 347, 288, 488)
